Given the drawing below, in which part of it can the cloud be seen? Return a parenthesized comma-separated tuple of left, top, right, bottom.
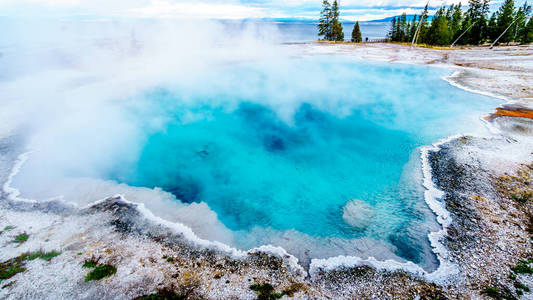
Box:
(0, 0, 81, 4)
(0, 0, 507, 22)
(130, 0, 265, 19)
(0, 0, 489, 20)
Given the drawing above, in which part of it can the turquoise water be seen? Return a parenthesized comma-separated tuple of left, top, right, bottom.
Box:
(127, 103, 411, 235)
(109, 56, 495, 268)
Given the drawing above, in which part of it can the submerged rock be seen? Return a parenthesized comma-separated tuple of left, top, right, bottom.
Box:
(342, 199, 374, 229)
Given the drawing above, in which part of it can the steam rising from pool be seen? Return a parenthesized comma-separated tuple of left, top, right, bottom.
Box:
(1, 19, 496, 271)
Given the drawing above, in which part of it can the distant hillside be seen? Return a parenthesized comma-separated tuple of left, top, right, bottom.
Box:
(230, 16, 433, 24)
(241, 17, 317, 24)
(366, 15, 434, 23)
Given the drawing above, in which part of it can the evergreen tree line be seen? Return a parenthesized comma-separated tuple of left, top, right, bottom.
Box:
(318, 0, 344, 41)
(389, 0, 533, 46)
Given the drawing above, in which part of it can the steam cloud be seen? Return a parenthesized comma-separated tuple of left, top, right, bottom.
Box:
(0, 18, 492, 270)
(1, 18, 292, 244)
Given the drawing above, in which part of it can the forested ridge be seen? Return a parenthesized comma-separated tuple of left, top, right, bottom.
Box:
(389, 0, 533, 46)
(318, 0, 533, 45)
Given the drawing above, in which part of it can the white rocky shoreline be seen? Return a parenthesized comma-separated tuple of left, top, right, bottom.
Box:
(1, 43, 532, 299)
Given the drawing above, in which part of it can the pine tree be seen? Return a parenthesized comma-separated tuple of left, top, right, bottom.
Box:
(450, 4, 463, 41)
(428, 8, 453, 45)
(522, 17, 533, 43)
(417, 4, 430, 43)
(399, 13, 408, 42)
(471, 0, 490, 44)
(516, 2, 532, 43)
(331, 20, 344, 41)
(487, 12, 499, 41)
(330, 0, 344, 41)
(351, 21, 362, 42)
(496, 0, 516, 43)
(408, 15, 418, 41)
(396, 17, 402, 40)
(318, 0, 332, 40)
(389, 17, 398, 41)
(460, 0, 485, 44)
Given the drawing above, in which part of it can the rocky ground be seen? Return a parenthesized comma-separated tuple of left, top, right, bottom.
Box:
(1, 43, 532, 299)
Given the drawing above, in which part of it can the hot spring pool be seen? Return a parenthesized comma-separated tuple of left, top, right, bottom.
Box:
(11, 55, 497, 270)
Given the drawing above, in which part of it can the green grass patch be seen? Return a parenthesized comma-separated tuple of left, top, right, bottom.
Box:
(0, 264, 26, 280)
(511, 193, 529, 204)
(38, 251, 61, 261)
(250, 283, 286, 300)
(82, 259, 98, 268)
(25, 252, 41, 261)
(512, 260, 533, 274)
(21, 250, 61, 262)
(135, 289, 184, 300)
(509, 272, 517, 280)
(0, 250, 60, 281)
(22, 250, 61, 261)
(13, 233, 29, 244)
(85, 264, 117, 282)
(514, 281, 530, 292)
(0, 257, 26, 280)
(3, 226, 14, 231)
(481, 286, 516, 300)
